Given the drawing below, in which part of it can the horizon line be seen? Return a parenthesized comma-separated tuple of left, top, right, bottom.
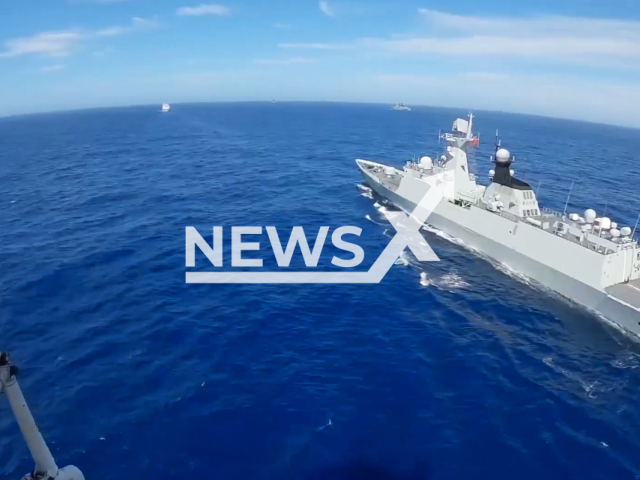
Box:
(0, 99, 637, 131)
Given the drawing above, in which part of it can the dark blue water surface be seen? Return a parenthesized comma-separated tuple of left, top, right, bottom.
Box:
(1, 102, 640, 480)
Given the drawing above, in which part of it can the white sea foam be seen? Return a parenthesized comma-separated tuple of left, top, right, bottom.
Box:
(395, 253, 409, 266)
(365, 214, 386, 226)
(611, 351, 640, 369)
(438, 272, 470, 289)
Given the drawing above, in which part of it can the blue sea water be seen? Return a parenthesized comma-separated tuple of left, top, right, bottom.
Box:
(1, 102, 640, 480)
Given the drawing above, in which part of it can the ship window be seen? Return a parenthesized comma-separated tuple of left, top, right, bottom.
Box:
(525, 209, 530, 216)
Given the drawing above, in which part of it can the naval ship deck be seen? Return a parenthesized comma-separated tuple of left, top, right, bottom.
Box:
(372, 169, 401, 191)
(360, 160, 639, 257)
(606, 279, 640, 312)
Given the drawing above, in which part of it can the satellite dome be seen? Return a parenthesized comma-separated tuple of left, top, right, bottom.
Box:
(600, 217, 612, 230)
(440, 155, 447, 161)
(610, 228, 621, 238)
(419, 156, 433, 169)
(509, 169, 514, 176)
(584, 209, 596, 223)
(621, 227, 632, 236)
(489, 169, 495, 177)
(495, 148, 511, 163)
(569, 213, 579, 221)
(611, 222, 618, 229)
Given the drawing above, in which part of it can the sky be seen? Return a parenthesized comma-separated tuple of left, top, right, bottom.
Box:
(2, 0, 640, 127)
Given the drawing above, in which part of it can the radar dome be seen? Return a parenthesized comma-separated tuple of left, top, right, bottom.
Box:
(610, 228, 621, 238)
(600, 217, 612, 230)
(569, 213, 579, 221)
(584, 209, 596, 223)
(419, 156, 433, 169)
(611, 222, 618, 229)
(621, 227, 632, 236)
(495, 148, 511, 163)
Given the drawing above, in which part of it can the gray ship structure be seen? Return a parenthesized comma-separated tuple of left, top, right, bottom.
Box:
(356, 114, 640, 337)
(391, 103, 411, 111)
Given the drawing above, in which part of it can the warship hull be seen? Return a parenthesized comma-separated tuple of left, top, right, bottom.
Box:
(358, 163, 640, 338)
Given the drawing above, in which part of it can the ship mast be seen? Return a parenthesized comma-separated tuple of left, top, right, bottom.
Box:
(0, 352, 85, 480)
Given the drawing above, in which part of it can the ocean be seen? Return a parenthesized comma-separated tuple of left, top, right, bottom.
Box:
(1, 102, 639, 479)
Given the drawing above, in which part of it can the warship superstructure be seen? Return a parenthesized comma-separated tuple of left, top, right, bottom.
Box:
(391, 103, 411, 111)
(356, 114, 640, 337)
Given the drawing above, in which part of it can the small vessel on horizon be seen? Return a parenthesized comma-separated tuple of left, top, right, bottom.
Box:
(391, 103, 411, 111)
(161, 103, 171, 112)
(356, 114, 640, 338)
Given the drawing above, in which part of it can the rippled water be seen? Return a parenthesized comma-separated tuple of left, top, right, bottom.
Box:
(1, 102, 640, 479)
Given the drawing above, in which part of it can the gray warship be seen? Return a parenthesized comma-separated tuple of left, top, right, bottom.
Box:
(356, 114, 640, 337)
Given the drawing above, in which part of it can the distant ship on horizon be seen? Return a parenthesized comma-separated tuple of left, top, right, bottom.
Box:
(391, 103, 411, 111)
(161, 103, 171, 112)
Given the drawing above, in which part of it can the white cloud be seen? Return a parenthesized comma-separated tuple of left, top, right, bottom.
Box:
(0, 17, 157, 58)
(417, 9, 640, 39)
(96, 16, 159, 36)
(40, 64, 65, 72)
(359, 35, 640, 58)
(319, 1, 334, 17)
(0, 31, 82, 58)
(176, 4, 230, 16)
(405, 10, 640, 63)
(254, 57, 315, 65)
(280, 10, 640, 68)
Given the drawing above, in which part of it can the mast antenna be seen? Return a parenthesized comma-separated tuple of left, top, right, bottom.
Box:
(631, 212, 640, 241)
(562, 180, 575, 219)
